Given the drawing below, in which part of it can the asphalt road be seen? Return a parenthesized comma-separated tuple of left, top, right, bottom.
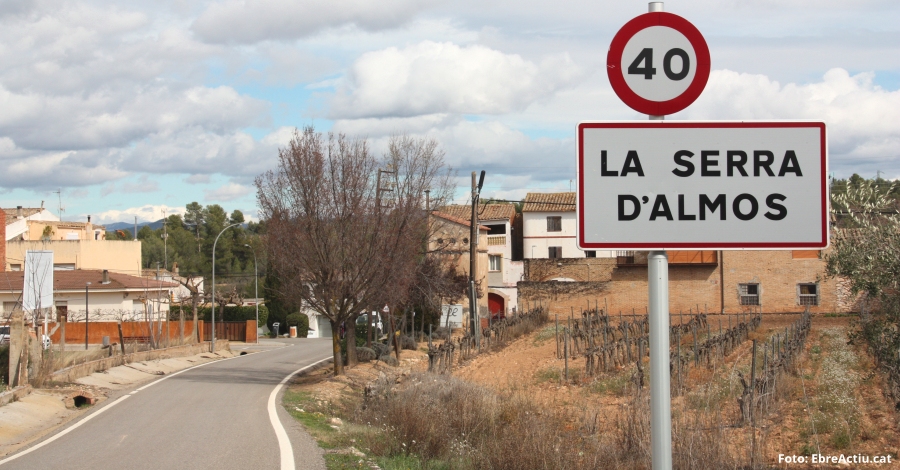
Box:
(0, 338, 334, 470)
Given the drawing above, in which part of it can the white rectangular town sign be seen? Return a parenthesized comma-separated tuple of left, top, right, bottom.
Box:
(577, 121, 828, 250)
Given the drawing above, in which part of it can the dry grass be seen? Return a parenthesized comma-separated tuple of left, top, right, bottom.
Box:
(353, 371, 741, 470)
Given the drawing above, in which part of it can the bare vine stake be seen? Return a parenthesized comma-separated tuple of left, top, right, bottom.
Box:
(676, 330, 682, 395)
(564, 328, 569, 382)
(750, 339, 758, 467)
(556, 314, 560, 359)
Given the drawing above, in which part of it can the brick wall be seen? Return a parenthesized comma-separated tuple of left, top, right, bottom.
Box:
(520, 250, 847, 317)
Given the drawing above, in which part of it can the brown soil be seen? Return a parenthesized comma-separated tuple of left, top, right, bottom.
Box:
(295, 314, 900, 468)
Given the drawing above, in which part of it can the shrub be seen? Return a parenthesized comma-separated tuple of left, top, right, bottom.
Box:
(356, 347, 377, 363)
(371, 343, 391, 357)
(286, 313, 310, 338)
(171, 305, 269, 326)
(400, 335, 417, 350)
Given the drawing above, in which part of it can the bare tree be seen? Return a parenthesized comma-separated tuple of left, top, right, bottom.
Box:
(178, 277, 204, 342)
(256, 128, 452, 375)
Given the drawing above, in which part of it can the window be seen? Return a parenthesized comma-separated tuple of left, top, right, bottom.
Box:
(487, 224, 506, 235)
(585, 251, 596, 258)
(489, 255, 502, 271)
(798, 283, 818, 306)
(9, 264, 21, 271)
(548, 246, 562, 259)
(739, 283, 759, 306)
(547, 216, 562, 232)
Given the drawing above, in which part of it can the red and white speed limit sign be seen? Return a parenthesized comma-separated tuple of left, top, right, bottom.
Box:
(607, 12, 710, 116)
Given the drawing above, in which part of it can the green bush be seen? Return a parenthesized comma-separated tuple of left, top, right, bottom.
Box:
(286, 312, 310, 338)
(171, 305, 268, 327)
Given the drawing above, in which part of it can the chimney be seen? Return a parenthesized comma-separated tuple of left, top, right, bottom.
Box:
(16, 206, 23, 218)
(102, 269, 110, 284)
(87, 215, 91, 223)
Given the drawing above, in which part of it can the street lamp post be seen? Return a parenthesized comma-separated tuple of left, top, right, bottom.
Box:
(211, 223, 241, 353)
(244, 244, 259, 344)
(85, 282, 91, 350)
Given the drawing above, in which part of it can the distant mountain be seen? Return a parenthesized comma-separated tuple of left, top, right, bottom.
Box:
(105, 219, 165, 232)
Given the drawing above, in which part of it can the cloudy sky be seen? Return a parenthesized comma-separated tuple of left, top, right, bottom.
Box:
(0, 0, 897, 225)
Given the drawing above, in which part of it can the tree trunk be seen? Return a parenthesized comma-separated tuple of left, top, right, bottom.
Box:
(331, 319, 344, 376)
(346, 313, 359, 368)
(192, 294, 199, 343)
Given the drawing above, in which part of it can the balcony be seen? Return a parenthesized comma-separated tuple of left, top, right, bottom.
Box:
(487, 235, 506, 246)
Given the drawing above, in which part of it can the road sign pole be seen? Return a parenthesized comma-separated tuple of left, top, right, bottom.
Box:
(645, 7, 672, 470)
(648, 251, 672, 470)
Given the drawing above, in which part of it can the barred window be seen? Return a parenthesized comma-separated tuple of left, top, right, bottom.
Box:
(739, 283, 759, 306)
(547, 216, 562, 232)
(798, 283, 818, 306)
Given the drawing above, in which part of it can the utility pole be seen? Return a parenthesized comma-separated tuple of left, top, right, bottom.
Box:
(469, 171, 485, 347)
(162, 209, 168, 270)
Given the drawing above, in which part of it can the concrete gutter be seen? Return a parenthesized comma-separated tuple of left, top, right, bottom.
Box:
(0, 386, 32, 408)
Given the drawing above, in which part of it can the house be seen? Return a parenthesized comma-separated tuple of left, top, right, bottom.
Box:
(5, 208, 141, 275)
(439, 204, 523, 317)
(141, 264, 204, 304)
(522, 192, 615, 261)
(0, 269, 178, 324)
(429, 210, 490, 324)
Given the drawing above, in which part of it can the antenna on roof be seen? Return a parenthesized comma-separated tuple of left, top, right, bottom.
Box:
(53, 189, 63, 221)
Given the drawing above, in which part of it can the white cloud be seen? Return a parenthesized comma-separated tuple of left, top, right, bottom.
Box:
(184, 174, 211, 185)
(192, 0, 434, 44)
(92, 204, 186, 225)
(330, 41, 584, 118)
(683, 68, 900, 177)
(121, 175, 159, 193)
(204, 182, 252, 202)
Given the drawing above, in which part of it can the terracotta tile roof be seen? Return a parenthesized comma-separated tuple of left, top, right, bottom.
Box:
(0, 270, 178, 292)
(4, 208, 45, 225)
(522, 192, 576, 212)
(430, 211, 490, 230)
(441, 204, 516, 222)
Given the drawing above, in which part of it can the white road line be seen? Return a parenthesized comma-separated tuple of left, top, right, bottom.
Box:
(268, 356, 333, 470)
(0, 346, 277, 466)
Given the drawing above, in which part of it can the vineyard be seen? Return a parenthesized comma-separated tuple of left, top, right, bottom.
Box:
(285, 307, 900, 469)
(446, 310, 898, 468)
